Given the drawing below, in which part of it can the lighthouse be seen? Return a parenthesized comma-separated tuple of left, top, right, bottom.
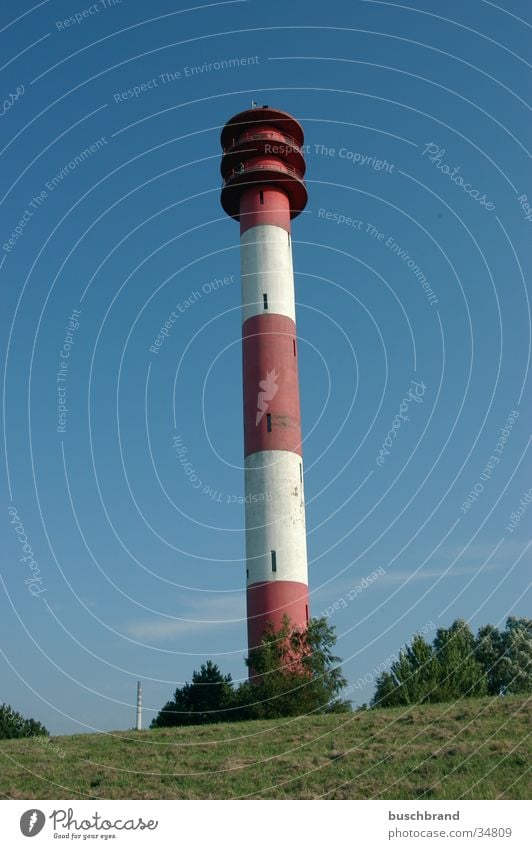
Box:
(220, 105, 310, 657)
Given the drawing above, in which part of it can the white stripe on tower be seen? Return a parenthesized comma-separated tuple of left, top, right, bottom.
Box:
(240, 224, 295, 323)
(244, 450, 307, 585)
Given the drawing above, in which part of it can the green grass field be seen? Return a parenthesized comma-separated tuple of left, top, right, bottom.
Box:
(1, 695, 529, 800)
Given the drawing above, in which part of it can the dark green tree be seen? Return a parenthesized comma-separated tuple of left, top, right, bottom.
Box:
(0, 703, 48, 739)
(370, 671, 400, 707)
(151, 661, 234, 728)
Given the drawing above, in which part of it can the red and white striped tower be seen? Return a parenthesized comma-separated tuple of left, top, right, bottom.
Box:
(220, 105, 310, 658)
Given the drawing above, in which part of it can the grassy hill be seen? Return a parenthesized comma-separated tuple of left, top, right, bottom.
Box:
(1, 695, 529, 799)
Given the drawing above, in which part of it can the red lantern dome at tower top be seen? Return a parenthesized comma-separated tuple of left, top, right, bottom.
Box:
(220, 105, 308, 221)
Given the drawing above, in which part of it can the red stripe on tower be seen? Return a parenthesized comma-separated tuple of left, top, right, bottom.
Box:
(239, 185, 292, 235)
(242, 314, 302, 457)
(220, 105, 310, 663)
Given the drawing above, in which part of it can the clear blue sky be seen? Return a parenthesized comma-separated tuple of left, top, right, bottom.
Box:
(1, 0, 530, 735)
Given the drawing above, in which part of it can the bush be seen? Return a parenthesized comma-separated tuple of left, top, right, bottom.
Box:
(0, 703, 48, 739)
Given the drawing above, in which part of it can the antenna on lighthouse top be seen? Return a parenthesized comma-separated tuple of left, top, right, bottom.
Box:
(251, 100, 258, 108)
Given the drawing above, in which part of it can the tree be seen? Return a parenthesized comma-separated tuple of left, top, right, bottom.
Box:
(431, 619, 487, 701)
(474, 624, 508, 695)
(0, 703, 48, 739)
(370, 671, 400, 707)
(235, 616, 351, 719)
(371, 620, 487, 708)
(498, 617, 531, 694)
(373, 617, 532, 708)
(151, 661, 234, 728)
(372, 634, 439, 708)
(473, 617, 532, 696)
